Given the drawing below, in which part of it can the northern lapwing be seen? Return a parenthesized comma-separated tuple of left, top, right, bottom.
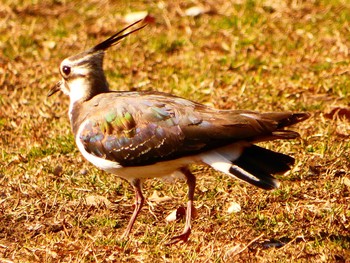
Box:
(48, 20, 309, 244)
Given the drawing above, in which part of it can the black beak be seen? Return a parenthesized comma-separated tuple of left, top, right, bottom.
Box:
(48, 81, 62, 97)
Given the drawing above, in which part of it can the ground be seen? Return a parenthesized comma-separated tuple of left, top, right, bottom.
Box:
(0, 0, 349, 262)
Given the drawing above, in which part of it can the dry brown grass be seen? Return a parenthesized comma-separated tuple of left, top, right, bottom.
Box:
(1, 0, 349, 262)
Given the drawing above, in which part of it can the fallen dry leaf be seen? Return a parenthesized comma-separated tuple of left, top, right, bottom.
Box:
(224, 244, 243, 259)
(53, 165, 63, 177)
(165, 207, 186, 222)
(227, 201, 241, 214)
(342, 177, 350, 188)
(165, 209, 179, 222)
(184, 6, 208, 17)
(165, 206, 198, 222)
(148, 190, 172, 203)
(324, 107, 350, 121)
(123, 11, 148, 24)
(85, 195, 112, 208)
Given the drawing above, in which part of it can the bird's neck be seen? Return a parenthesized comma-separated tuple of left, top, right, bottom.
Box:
(69, 74, 109, 103)
(69, 100, 88, 137)
(68, 77, 110, 135)
(89, 73, 110, 98)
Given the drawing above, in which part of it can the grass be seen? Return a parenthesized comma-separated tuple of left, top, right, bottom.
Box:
(1, 0, 350, 262)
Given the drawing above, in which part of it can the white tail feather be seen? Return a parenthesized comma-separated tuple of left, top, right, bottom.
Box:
(200, 150, 261, 183)
(200, 143, 280, 189)
(200, 151, 233, 174)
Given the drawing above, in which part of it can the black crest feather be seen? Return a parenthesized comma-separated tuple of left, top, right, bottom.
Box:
(91, 19, 146, 52)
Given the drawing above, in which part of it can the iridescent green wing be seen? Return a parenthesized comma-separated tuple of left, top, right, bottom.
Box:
(78, 97, 203, 166)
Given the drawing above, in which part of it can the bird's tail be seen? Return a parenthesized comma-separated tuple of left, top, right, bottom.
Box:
(198, 112, 309, 189)
(200, 143, 296, 190)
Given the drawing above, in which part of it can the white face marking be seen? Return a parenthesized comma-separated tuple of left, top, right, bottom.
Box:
(72, 66, 91, 76)
(60, 81, 70, 96)
(65, 77, 91, 122)
(59, 57, 92, 103)
(68, 77, 90, 103)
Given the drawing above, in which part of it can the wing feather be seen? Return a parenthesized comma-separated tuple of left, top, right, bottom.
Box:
(76, 92, 306, 166)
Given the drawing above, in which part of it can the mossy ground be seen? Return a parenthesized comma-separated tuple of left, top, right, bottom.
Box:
(0, 0, 349, 262)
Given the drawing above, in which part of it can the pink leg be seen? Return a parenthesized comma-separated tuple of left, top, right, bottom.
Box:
(167, 168, 196, 245)
(122, 179, 144, 238)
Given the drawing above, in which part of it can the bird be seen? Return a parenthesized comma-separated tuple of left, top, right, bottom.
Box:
(48, 19, 309, 244)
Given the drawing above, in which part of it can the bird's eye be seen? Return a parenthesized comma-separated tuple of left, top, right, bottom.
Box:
(62, 66, 71, 76)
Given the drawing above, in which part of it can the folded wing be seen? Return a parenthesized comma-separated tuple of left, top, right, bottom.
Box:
(77, 92, 309, 176)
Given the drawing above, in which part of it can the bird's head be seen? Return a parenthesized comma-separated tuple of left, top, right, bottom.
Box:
(48, 19, 146, 102)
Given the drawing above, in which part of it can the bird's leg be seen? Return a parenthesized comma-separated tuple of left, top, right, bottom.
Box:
(122, 179, 144, 238)
(167, 167, 196, 245)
